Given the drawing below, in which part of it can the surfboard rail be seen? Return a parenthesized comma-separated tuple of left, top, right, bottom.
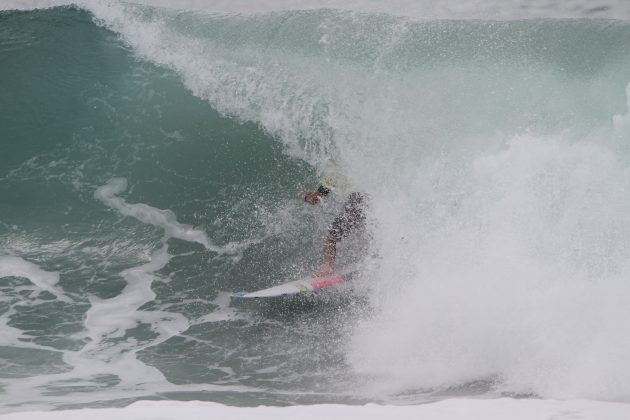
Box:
(232, 273, 345, 299)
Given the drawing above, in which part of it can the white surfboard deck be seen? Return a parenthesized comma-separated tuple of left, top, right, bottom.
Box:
(232, 273, 346, 299)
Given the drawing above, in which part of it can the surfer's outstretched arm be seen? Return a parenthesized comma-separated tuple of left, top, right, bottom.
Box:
(299, 184, 330, 205)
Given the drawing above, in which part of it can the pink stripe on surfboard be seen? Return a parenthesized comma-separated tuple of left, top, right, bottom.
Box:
(310, 274, 344, 289)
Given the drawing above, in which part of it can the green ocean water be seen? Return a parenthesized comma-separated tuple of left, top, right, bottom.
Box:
(1, 4, 630, 412)
(1, 7, 364, 410)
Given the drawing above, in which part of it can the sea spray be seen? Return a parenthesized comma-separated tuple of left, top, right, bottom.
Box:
(58, 4, 630, 401)
(348, 133, 630, 400)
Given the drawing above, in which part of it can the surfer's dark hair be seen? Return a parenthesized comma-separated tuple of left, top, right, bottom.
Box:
(317, 184, 331, 196)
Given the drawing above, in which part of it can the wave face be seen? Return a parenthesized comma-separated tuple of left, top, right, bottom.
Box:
(1, 2, 630, 411)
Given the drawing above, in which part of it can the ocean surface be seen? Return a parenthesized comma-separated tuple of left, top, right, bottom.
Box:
(1, 0, 630, 416)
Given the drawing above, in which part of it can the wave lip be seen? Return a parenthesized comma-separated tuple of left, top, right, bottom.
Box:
(4, 0, 630, 19)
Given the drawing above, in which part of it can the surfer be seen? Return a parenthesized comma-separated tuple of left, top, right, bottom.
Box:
(300, 180, 366, 276)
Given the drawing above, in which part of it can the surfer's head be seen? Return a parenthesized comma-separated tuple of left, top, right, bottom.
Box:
(317, 184, 331, 196)
(317, 179, 334, 196)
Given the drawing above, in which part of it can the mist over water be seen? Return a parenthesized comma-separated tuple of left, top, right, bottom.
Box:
(1, 0, 630, 412)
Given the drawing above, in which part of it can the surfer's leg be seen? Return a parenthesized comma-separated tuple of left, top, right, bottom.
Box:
(314, 232, 337, 277)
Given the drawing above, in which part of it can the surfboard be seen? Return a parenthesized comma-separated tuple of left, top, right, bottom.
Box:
(232, 273, 346, 299)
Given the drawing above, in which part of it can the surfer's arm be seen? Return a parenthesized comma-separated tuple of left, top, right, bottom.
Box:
(299, 184, 331, 205)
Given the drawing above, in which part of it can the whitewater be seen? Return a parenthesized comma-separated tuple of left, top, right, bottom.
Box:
(1, 0, 630, 418)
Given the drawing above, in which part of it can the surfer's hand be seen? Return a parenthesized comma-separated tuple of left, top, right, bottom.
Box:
(300, 190, 322, 205)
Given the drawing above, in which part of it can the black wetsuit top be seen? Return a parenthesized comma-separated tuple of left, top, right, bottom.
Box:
(329, 192, 366, 242)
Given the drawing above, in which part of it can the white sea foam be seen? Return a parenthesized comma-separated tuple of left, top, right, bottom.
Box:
(0, 398, 629, 420)
(0, 179, 256, 410)
(94, 178, 214, 249)
(0, 244, 256, 412)
(0, 246, 172, 408)
(613, 82, 630, 131)
(0, 256, 71, 303)
(194, 292, 247, 324)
